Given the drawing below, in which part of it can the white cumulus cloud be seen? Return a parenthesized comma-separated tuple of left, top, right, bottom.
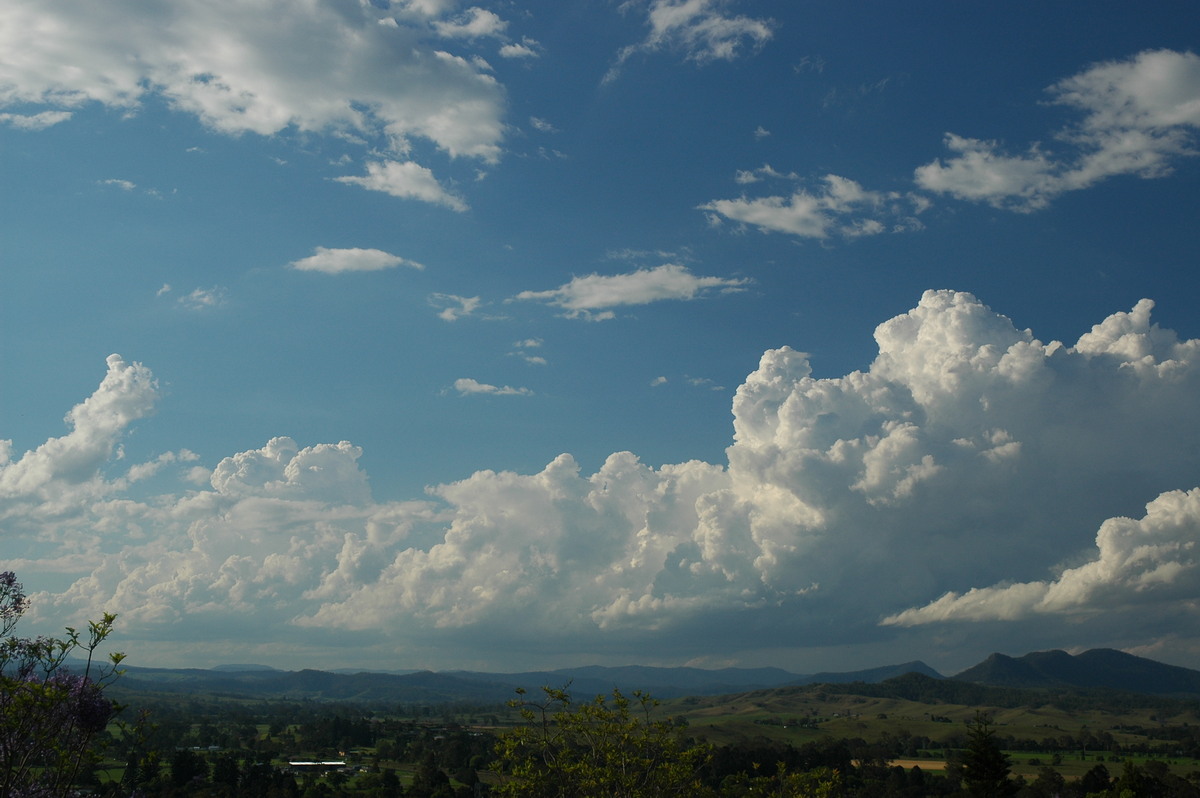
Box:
(335, 160, 469, 211)
(0, 355, 157, 505)
(883, 487, 1200, 627)
(12, 290, 1200, 668)
(432, 7, 507, 40)
(915, 49, 1200, 210)
(500, 40, 541, 59)
(0, 0, 506, 194)
(452, 378, 532, 396)
(429, 293, 482, 321)
(607, 0, 774, 82)
(0, 110, 72, 129)
(712, 49, 1200, 240)
(177, 286, 227, 310)
(701, 174, 923, 239)
(289, 247, 423, 274)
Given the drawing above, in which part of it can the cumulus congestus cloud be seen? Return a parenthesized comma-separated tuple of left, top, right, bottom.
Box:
(8, 291, 1200, 665)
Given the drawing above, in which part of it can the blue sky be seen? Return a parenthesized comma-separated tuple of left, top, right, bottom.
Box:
(3, 0, 1200, 675)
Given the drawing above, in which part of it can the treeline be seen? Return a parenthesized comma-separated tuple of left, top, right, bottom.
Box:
(95, 727, 1200, 798)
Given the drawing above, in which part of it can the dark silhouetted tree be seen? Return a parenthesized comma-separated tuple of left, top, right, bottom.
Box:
(961, 712, 1012, 798)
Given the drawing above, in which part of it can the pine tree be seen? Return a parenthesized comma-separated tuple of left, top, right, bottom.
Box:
(961, 711, 1011, 798)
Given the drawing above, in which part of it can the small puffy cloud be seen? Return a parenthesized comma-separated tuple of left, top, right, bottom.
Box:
(335, 160, 468, 211)
(530, 116, 557, 133)
(915, 49, 1200, 210)
(100, 178, 136, 191)
(428, 293, 482, 321)
(500, 40, 541, 59)
(702, 174, 922, 239)
(651, 376, 668, 386)
(289, 247, 423, 274)
(514, 263, 750, 320)
(432, 7, 508, 39)
(510, 339, 547, 366)
(607, 0, 774, 82)
(641, 0, 774, 62)
(0, 110, 72, 129)
(452, 378, 532, 396)
(178, 286, 227, 310)
(914, 135, 1057, 212)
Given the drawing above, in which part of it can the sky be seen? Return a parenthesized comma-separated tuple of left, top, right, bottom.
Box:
(3, 0, 1200, 677)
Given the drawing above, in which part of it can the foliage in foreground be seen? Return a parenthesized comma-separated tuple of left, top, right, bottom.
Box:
(0, 571, 124, 798)
(491, 685, 842, 797)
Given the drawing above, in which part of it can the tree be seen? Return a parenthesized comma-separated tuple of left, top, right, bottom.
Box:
(1077, 763, 1111, 796)
(960, 712, 1012, 798)
(492, 686, 710, 798)
(716, 763, 843, 798)
(0, 571, 124, 798)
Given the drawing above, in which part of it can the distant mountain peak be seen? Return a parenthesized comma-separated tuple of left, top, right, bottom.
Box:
(794, 660, 943, 686)
(956, 648, 1200, 695)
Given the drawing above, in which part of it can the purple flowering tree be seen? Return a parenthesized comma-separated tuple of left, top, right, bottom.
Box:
(0, 572, 124, 798)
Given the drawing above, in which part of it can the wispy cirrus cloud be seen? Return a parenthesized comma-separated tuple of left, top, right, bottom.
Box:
(178, 287, 228, 310)
(429, 293, 483, 322)
(514, 263, 749, 320)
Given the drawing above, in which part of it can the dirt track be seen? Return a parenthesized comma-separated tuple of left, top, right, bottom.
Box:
(887, 759, 947, 771)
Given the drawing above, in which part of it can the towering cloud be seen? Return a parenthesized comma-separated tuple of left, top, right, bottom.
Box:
(8, 292, 1200, 667)
(0, 355, 157, 502)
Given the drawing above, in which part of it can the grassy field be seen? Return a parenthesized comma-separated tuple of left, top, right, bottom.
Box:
(664, 685, 1200, 779)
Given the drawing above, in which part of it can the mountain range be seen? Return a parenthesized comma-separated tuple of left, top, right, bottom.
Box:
(954, 648, 1200, 694)
(105, 648, 1199, 705)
